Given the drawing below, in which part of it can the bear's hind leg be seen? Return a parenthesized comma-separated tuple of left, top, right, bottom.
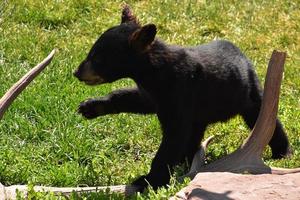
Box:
(184, 124, 207, 166)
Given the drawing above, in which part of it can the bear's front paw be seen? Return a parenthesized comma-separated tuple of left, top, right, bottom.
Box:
(131, 175, 149, 193)
(132, 173, 170, 192)
(78, 99, 107, 119)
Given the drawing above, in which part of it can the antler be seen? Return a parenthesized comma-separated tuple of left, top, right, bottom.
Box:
(0, 50, 56, 120)
(0, 183, 138, 199)
(188, 136, 214, 175)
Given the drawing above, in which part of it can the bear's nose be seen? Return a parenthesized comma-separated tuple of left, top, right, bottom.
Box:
(74, 61, 86, 79)
(73, 69, 79, 78)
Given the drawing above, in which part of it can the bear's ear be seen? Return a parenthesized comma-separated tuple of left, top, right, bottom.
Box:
(129, 24, 157, 52)
(121, 5, 138, 24)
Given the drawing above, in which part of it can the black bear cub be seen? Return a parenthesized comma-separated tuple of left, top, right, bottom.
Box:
(74, 6, 291, 191)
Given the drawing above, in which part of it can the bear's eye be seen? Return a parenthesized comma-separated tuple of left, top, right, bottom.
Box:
(92, 57, 101, 66)
(92, 54, 106, 67)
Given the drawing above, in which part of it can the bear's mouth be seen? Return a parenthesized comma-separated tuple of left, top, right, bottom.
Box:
(83, 78, 106, 86)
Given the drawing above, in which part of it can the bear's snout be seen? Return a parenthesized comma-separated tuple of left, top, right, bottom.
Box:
(73, 61, 106, 85)
(73, 61, 86, 81)
(73, 68, 81, 80)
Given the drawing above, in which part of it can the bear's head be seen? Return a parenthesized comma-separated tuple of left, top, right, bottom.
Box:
(74, 5, 157, 85)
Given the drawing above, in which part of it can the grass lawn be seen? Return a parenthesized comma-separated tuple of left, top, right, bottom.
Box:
(0, 0, 299, 199)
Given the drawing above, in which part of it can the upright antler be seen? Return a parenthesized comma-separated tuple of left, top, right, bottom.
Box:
(0, 50, 56, 120)
(183, 50, 300, 179)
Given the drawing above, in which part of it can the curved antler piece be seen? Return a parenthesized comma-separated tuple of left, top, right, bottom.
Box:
(189, 136, 214, 174)
(0, 184, 140, 199)
(0, 49, 56, 120)
(242, 50, 286, 154)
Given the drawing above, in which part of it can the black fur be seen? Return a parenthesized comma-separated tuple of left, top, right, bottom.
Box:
(74, 7, 291, 192)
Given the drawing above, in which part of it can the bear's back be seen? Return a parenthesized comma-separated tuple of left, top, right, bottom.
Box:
(184, 40, 258, 122)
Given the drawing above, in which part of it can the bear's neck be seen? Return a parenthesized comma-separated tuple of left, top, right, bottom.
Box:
(129, 39, 184, 87)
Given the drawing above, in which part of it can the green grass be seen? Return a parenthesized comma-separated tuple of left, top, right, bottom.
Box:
(0, 0, 300, 199)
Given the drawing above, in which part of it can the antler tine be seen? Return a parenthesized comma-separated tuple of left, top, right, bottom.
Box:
(241, 50, 286, 154)
(189, 136, 215, 173)
(0, 49, 56, 120)
(178, 136, 215, 181)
